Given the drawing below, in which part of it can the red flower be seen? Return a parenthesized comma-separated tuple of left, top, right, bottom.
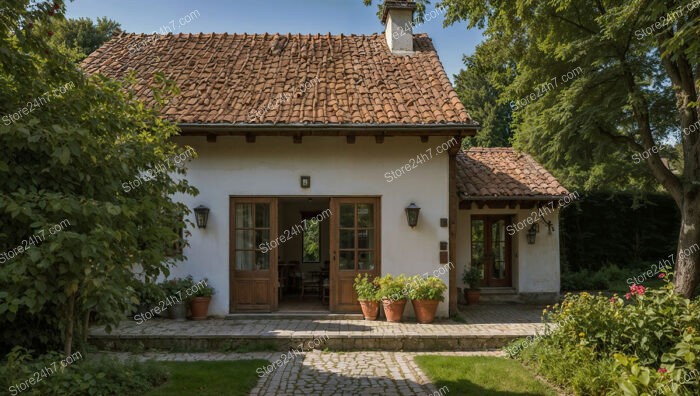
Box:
(609, 297, 616, 303)
(628, 284, 646, 298)
(658, 273, 666, 279)
(625, 293, 631, 300)
(47, 31, 54, 36)
(658, 368, 667, 374)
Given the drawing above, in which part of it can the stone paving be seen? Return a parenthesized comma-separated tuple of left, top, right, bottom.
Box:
(90, 304, 545, 339)
(103, 350, 505, 396)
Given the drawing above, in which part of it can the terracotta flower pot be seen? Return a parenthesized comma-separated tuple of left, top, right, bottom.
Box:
(359, 300, 380, 320)
(411, 299, 440, 324)
(189, 297, 211, 320)
(382, 298, 406, 322)
(465, 289, 480, 305)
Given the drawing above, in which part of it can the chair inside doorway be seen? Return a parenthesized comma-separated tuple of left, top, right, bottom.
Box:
(277, 197, 331, 312)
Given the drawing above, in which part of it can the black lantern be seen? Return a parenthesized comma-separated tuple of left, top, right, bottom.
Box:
(405, 202, 420, 228)
(194, 205, 210, 229)
(526, 223, 538, 244)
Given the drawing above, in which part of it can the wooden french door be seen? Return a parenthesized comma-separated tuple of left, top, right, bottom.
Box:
(229, 197, 278, 312)
(330, 197, 381, 312)
(471, 215, 512, 287)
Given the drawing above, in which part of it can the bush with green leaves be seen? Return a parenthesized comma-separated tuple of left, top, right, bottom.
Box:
(406, 276, 446, 301)
(376, 274, 408, 301)
(462, 265, 483, 290)
(0, 1, 197, 356)
(511, 276, 700, 395)
(192, 278, 215, 298)
(0, 347, 169, 395)
(353, 273, 379, 302)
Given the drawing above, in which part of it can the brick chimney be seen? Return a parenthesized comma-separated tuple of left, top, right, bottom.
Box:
(382, 0, 417, 54)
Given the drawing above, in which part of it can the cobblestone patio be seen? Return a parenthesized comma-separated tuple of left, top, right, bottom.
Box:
(89, 304, 546, 352)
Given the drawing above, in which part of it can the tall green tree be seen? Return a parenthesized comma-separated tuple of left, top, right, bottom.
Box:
(365, 0, 699, 295)
(454, 36, 515, 148)
(50, 16, 121, 59)
(0, 0, 196, 356)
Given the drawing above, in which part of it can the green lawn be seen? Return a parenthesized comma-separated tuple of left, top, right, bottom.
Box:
(146, 360, 268, 396)
(414, 355, 556, 396)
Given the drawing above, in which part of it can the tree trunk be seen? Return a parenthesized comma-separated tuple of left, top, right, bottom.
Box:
(82, 309, 90, 344)
(674, 190, 700, 297)
(63, 293, 75, 357)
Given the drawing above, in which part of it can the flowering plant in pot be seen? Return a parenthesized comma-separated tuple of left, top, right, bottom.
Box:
(189, 278, 215, 320)
(377, 274, 408, 322)
(354, 274, 380, 320)
(407, 276, 446, 324)
(462, 265, 483, 305)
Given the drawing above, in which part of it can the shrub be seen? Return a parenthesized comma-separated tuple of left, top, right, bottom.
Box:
(406, 276, 446, 301)
(462, 265, 483, 290)
(560, 268, 610, 291)
(0, 347, 169, 396)
(376, 274, 408, 301)
(510, 276, 700, 395)
(192, 278, 215, 298)
(353, 274, 379, 301)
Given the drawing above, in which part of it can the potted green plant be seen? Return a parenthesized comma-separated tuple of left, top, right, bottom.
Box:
(462, 265, 483, 305)
(377, 274, 408, 322)
(407, 276, 446, 324)
(160, 277, 194, 321)
(189, 278, 215, 320)
(354, 274, 380, 320)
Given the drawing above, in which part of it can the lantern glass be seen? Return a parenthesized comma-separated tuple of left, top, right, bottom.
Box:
(405, 202, 420, 228)
(194, 205, 210, 229)
(526, 224, 537, 244)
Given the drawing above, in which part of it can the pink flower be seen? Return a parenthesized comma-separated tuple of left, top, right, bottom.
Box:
(658, 368, 667, 374)
(625, 293, 631, 300)
(658, 273, 666, 279)
(628, 284, 646, 298)
(609, 297, 616, 303)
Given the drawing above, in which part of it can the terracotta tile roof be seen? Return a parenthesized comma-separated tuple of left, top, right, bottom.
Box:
(457, 148, 569, 199)
(80, 32, 472, 127)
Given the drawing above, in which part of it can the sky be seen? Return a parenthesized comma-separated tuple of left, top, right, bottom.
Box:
(65, 0, 483, 81)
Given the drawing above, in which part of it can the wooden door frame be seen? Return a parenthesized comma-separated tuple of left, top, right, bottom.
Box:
(329, 197, 381, 312)
(471, 215, 512, 288)
(229, 196, 278, 312)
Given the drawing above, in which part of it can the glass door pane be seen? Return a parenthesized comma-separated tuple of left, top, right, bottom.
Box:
(491, 220, 506, 280)
(235, 203, 270, 271)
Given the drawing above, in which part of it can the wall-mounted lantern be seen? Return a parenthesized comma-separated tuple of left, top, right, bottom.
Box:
(194, 205, 210, 229)
(405, 202, 421, 228)
(527, 223, 539, 244)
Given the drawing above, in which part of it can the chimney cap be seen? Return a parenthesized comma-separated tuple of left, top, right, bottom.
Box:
(381, 0, 417, 24)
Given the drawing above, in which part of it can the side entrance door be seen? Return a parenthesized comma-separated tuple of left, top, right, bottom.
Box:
(471, 215, 512, 287)
(229, 197, 278, 312)
(330, 197, 381, 312)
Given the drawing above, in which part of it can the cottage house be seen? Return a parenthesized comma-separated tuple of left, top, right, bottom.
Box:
(82, 0, 568, 317)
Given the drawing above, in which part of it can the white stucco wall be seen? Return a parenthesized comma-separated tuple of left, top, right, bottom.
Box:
(171, 135, 452, 316)
(455, 205, 561, 296)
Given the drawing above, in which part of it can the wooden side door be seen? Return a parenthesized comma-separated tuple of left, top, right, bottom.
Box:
(471, 215, 512, 287)
(330, 197, 381, 312)
(229, 197, 278, 312)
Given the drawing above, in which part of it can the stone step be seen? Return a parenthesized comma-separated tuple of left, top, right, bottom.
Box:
(223, 312, 364, 320)
(89, 333, 521, 352)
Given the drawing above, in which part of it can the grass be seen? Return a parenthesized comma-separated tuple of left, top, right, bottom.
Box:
(146, 360, 268, 396)
(414, 355, 556, 396)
